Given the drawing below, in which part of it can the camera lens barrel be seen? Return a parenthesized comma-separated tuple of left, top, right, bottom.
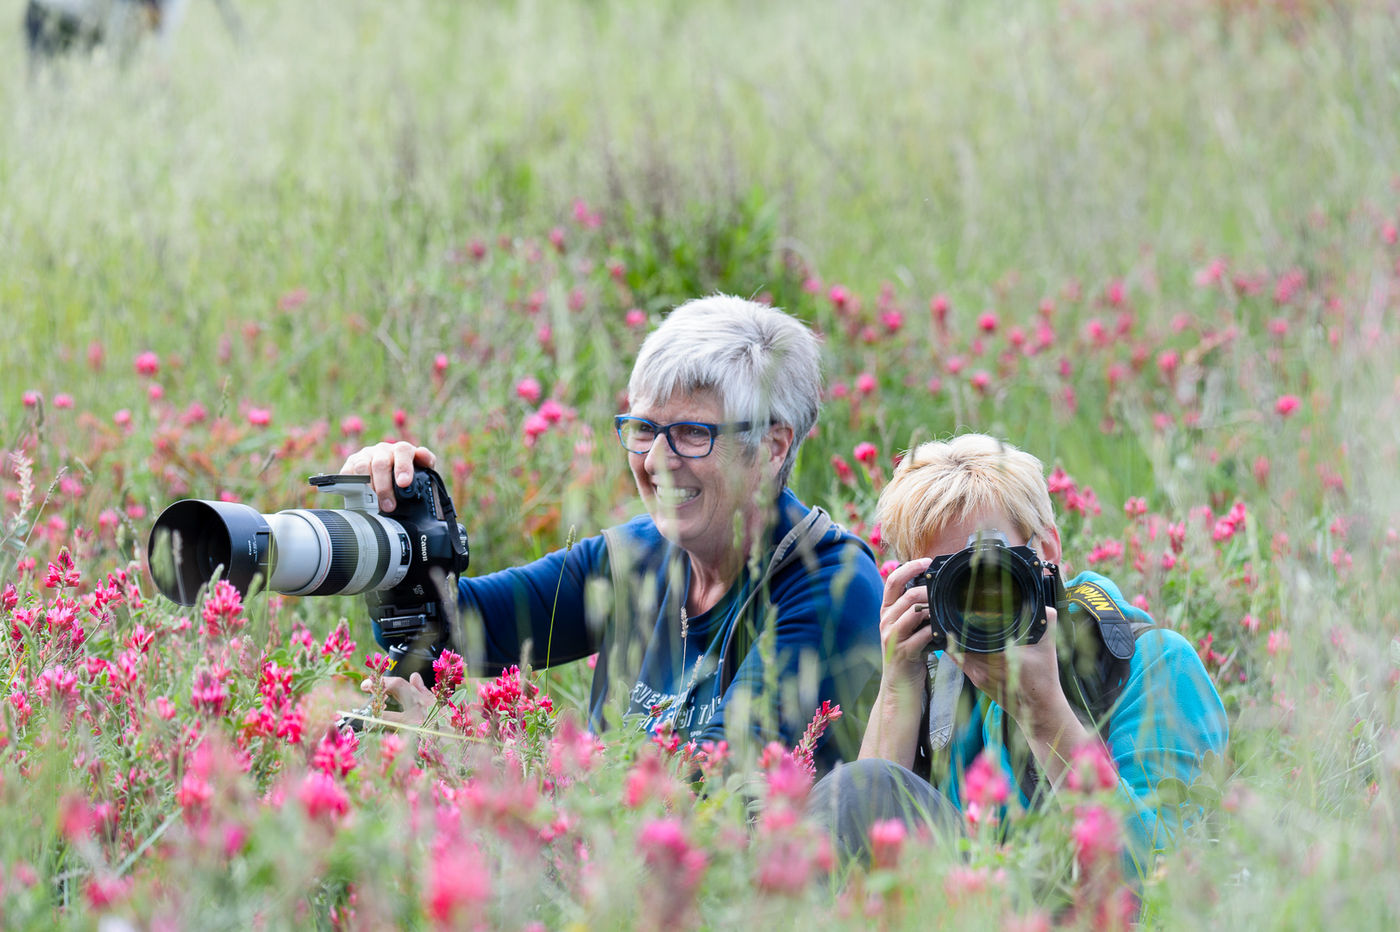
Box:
(265, 509, 410, 597)
(148, 500, 411, 605)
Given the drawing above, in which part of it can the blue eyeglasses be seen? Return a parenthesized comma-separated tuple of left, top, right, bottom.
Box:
(614, 416, 754, 458)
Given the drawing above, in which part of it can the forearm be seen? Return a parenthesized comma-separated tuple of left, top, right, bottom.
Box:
(1025, 707, 1094, 792)
(857, 678, 924, 771)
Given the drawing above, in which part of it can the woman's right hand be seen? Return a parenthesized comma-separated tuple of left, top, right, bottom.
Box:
(879, 557, 937, 691)
(340, 442, 438, 513)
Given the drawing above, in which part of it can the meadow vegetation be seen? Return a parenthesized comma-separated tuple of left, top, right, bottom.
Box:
(2, 0, 1399, 927)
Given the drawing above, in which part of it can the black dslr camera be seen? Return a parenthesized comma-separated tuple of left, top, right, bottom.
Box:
(147, 468, 470, 683)
(904, 530, 1060, 653)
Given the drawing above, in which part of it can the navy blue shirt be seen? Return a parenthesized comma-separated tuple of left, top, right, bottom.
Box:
(440, 488, 883, 772)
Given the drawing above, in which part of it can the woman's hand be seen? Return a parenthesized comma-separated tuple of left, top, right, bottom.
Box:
(950, 607, 1090, 785)
(878, 558, 938, 692)
(340, 442, 438, 513)
(360, 671, 437, 729)
(858, 558, 937, 768)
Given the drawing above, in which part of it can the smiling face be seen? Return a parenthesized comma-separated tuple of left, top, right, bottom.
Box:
(624, 390, 783, 568)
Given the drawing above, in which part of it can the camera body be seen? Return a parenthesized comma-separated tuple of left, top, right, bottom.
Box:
(904, 530, 1060, 654)
(147, 469, 469, 682)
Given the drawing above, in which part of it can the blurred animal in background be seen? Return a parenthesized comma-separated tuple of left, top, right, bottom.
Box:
(23, 0, 242, 72)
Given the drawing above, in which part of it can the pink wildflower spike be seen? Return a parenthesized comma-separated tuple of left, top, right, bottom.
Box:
(432, 650, 467, 700)
(43, 549, 82, 589)
(637, 818, 708, 927)
(791, 700, 843, 779)
(1071, 803, 1122, 867)
(1275, 394, 1301, 416)
(964, 750, 1010, 812)
(299, 771, 350, 823)
(320, 620, 357, 661)
(312, 726, 361, 779)
(515, 376, 542, 403)
(201, 580, 245, 638)
(134, 350, 160, 376)
(868, 819, 907, 870)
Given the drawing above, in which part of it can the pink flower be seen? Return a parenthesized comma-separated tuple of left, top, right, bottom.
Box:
(113, 409, 132, 428)
(312, 727, 360, 779)
(201, 580, 245, 637)
(278, 287, 309, 310)
(340, 415, 364, 436)
(879, 559, 900, 578)
(637, 818, 708, 888)
(831, 455, 854, 485)
(855, 372, 877, 395)
(434, 353, 449, 375)
(853, 442, 878, 467)
(247, 407, 272, 427)
(977, 310, 999, 332)
(868, 818, 906, 869)
(432, 650, 467, 699)
(523, 412, 550, 445)
(426, 836, 491, 924)
(625, 308, 647, 328)
(298, 771, 350, 822)
(539, 398, 566, 424)
(1267, 630, 1290, 656)
(828, 284, 851, 310)
(84, 874, 133, 910)
(1071, 803, 1121, 866)
(515, 377, 542, 403)
(964, 750, 1010, 811)
(22, 390, 41, 408)
(53, 392, 74, 409)
(943, 865, 1006, 904)
(637, 818, 708, 925)
(134, 351, 160, 376)
(190, 669, 229, 717)
(930, 294, 950, 325)
(320, 620, 356, 660)
(1275, 394, 1301, 416)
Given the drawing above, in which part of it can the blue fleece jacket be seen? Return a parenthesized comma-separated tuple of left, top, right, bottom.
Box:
(444, 488, 884, 773)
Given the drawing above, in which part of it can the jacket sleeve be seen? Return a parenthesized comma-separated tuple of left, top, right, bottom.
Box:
(688, 534, 884, 772)
(452, 533, 610, 674)
(1102, 628, 1229, 872)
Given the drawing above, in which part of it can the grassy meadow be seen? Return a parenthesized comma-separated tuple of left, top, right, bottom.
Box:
(2, 0, 1400, 927)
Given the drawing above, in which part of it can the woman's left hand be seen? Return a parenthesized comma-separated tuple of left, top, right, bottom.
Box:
(360, 671, 437, 728)
(951, 606, 1080, 745)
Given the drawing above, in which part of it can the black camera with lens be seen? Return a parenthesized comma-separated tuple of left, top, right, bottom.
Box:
(147, 469, 470, 683)
(904, 530, 1061, 654)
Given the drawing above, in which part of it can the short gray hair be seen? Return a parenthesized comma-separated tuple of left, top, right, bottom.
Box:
(627, 294, 823, 488)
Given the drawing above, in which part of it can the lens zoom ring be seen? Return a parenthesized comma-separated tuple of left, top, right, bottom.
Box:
(365, 517, 391, 591)
(308, 510, 358, 595)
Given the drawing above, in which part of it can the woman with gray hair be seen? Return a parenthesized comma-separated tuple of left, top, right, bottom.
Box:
(342, 295, 883, 773)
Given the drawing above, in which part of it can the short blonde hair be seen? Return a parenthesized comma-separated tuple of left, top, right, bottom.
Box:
(875, 433, 1055, 560)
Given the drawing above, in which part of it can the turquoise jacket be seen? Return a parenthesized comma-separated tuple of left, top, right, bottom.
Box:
(937, 571, 1229, 872)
